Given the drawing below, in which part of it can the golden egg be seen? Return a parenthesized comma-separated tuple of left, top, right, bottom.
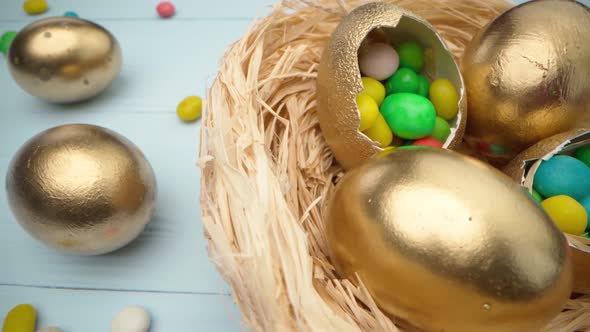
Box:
(8, 17, 122, 103)
(504, 128, 590, 294)
(462, 0, 590, 164)
(326, 149, 572, 332)
(317, 2, 466, 170)
(6, 124, 157, 255)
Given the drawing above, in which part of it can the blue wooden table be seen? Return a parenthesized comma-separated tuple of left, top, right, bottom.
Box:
(2, 0, 590, 331)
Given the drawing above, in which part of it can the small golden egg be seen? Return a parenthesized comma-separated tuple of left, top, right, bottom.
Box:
(504, 129, 590, 294)
(462, 0, 590, 164)
(317, 2, 466, 170)
(8, 17, 122, 103)
(326, 149, 572, 331)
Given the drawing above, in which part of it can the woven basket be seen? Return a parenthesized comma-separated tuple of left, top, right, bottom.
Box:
(199, 0, 590, 331)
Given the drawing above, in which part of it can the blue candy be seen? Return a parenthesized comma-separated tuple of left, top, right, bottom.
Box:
(64, 11, 79, 18)
(533, 155, 590, 201)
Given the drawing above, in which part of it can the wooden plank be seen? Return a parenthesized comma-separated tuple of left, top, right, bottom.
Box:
(0, 285, 245, 332)
(0, 0, 271, 21)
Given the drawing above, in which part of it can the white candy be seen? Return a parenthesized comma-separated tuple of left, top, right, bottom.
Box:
(37, 328, 63, 332)
(110, 306, 151, 332)
(358, 42, 399, 81)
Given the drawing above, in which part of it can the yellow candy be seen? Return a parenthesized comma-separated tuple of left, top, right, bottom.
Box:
(541, 195, 588, 235)
(356, 93, 379, 131)
(429, 79, 459, 120)
(375, 146, 396, 158)
(23, 0, 48, 15)
(362, 112, 392, 147)
(361, 77, 386, 106)
(176, 96, 202, 122)
(2, 304, 36, 332)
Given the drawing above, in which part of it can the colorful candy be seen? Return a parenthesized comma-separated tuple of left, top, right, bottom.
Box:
(574, 146, 590, 168)
(111, 306, 151, 332)
(533, 155, 590, 201)
(2, 304, 36, 332)
(356, 93, 379, 131)
(23, 0, 48, 15)
(541, 195, 588, 236)
(397, 41, 424, 72)
(531, 189, 543, 203)
(429, 79, 459, 120)
(385, 68, 418, 95)
(416, 74, 430, 97)
(380, 93, 436, 139)
(361, 77, 385, 106)
(430, 117, 451, 144)
(413, 137, 443, 148)
(0, 31, 17, 56)
(177, 96, 202, 122)
(156, 1, 176, 18)
(64, 11, 79, 18)
(359, 43, 399, 81)
(363, 113, 393, 147)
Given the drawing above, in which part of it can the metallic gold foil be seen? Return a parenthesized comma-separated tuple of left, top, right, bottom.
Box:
(8, 17, 122, 103)
(462, 0, 590, 164)
(504, 129, 590, 294)
(317, 2, 466, 170)
(5, 124, 157, 255)
(326, 149, 572, 332)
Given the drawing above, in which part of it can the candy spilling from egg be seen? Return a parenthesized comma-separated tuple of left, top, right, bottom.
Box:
(357, 41, 459, 150)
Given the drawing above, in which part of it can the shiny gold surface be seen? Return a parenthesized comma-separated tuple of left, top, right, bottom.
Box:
(5, 124, 157, 255)
(504, 129, 590, 294)
(462, 0, 590, 164)
(326, 149, 572, 332)
(8, 17, 122, 103)
(317, 2, 466, 170)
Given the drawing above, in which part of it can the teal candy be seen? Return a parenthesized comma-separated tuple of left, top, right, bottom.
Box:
(533, 155, 590, 201)
(385, 68, 418, 95)
(574, 146, 590, 167)
(397, 41, 424, 72)
(416, 74, 429, 97)
(380, 93, 436, 139)
(430, 117, 450, 143)
(64, 11, 79, 17)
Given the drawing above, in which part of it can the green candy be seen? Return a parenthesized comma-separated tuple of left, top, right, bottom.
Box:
(385, 68, 418, 95)
(431, 117, 451, 143)
(574, 146, 590, 168)
(416, 74, 429, 97)
(397, 41, 424, 72)
(0, 31, 17, 55)
(380, 93, 436, 139)
(531, 189, 543, 203)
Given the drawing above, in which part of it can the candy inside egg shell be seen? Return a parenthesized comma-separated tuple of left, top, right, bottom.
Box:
(504, 128, 590, 294)
(317, 2, 466, 170)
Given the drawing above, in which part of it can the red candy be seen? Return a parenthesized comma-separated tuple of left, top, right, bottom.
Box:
(412, 137, 443, 148)
(157, 1, 175, 18)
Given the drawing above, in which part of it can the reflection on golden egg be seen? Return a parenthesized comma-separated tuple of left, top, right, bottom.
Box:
(504, 129, 590, 294)
(462, 0, 590, 164)
(326, 149, 572, 332)
(317, 2, 466, 170)
(8, 17, 122, 103)
(6, 124, 156, 255)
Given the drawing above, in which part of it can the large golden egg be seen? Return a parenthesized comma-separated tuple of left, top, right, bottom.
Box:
(326, 149, 572, 332)
(317, 2, 466, 170)
(8, 17, 122, 103)
(462, 0, 590, 164)
(6, 124, 157, 255)
(504, 128, 590, 294)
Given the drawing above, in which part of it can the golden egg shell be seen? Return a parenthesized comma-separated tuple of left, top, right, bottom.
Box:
(6, 124, 157, 255)
(8, 17, 122, 103)
(326, 149, 572, 332)
(504, 128, 590, 294)
(462, 0, 590, 164)
(317, 2, 466, 170)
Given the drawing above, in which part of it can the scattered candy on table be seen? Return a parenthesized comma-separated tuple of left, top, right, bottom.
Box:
(156, 1, 176, 18)
(110, 306, 151, 332)
(23, 0, 48, 15)
(355, 39, 459, 151)
(63, 11, 79, 18)
(2, 304, 36, 332)
(0, 31, 17, 56)
(177, 96, 203, 122)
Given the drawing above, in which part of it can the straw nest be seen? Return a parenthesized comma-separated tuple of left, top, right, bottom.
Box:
(199, 0, 590, 331)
